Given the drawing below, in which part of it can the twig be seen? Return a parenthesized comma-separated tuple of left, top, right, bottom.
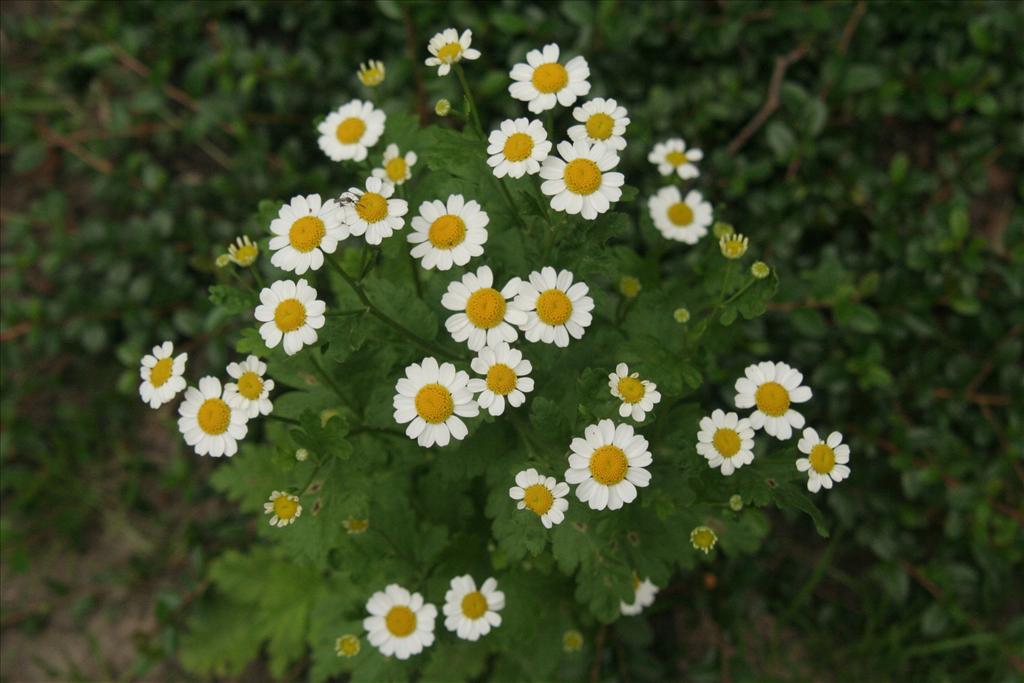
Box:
(327, 257, 465, 361)
(727, 44, 809, 155)
(35, 123, 113, 175)
(589, 624, 607, 683)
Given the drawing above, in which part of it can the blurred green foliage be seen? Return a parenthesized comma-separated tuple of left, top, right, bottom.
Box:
(1, 0, 1022, 681)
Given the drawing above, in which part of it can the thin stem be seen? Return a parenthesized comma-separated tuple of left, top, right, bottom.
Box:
(250, 267, 265, 290)
(296, 458, 325, 496)
(721, 275, 757, 306)
(309, 353, 347, 406)
(545, 108, 554, 139)
(407, 250, 423, 298)
(455, 63, 530, 234)
(454, 63, 485, 139)
(327, 257, 465, 360)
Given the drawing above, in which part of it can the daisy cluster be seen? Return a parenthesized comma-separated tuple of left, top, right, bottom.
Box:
(137, 343, 273, 459)
(137, 25, 853, 661)
(697, 360, 852, 493)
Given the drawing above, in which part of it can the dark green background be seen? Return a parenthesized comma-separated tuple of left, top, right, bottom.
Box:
(1, 0, 1021, 680)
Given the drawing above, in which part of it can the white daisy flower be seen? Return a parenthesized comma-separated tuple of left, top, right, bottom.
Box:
(408, 195, 489, 271)
(565, 419, 652, 511)
(363, 584, 437, 660)
(268, 194, 345, 275)
(227, 235, 259, 266)
(648, 138, 703, 179)
(138, 341, 187, 408)
(568, 98, 630, 151)
(486, 118, 552, 179)
(317, 99, 386, 162)
(254, 279, 326, 356)
(442, 575, 504, 641)
(342, 176, 409, 246)
(608, 363, 661, 421)
(441, 266, 526, 351)
(647, 187, 713, 244)
(508, 468, 570, 529)
(539, 141, 624, 220)
(620, 576, 659, 616)
(372, 143, 417, 186)
(797, 428, 851, 493)
(695, 409, 756, 476)
(510, 267, 594, 348)
(393, 357, 479, 448)
(734, 361, 813, 440)
(177, 376, 248, 457)
(425, 28, 480, 76)
(508, 43, 590, 114)
(468, 342, 534, 416)
(223, 355, 274, 419)
(263, 490, 301, 527)
(357, 59, 386, 87)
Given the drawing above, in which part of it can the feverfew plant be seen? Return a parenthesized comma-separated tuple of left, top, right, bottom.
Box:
(168, 28, 851, 681)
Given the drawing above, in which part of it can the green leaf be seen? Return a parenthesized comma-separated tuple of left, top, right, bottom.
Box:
(834, 301, 880, 334)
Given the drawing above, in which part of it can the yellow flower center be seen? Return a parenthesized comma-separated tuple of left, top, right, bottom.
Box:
(536, 289, 572, 326)
(197, 398, 231, 435)
(385, 156, 408, 182)
(722, 237, 746, 258)
(237, 371, 264, 400)
(754, 381, 790, 417)
(691, 526, 717, 551)
(589, 445, 628, 486)
(336, 634, 360, 657)
(436, 41, 462, 63)
(355, 192, 388, 223)
(503, 132, 534, 162)
(523, 483, 554, 515)
(486, 363, 517, 395)
(465, 288, 506, 329)
(585, 113, 615, 140)
(231, 243, 258, 265)
(532, 62, 568, 93)
(460, 591, 488, 619)
(344, 517, 369, 534)
(335, 117, 366, 144)
(563, 158, 602, 195)
(427, 214, 466, 249)
(632, 572, 642, 590)
(385, 606, 417, 637)
(288, 216, 325, 253)
(617, 376, 645, 404)
(415, 383, 454, 424)
(149, 357, 173, 388)
(809, 444, 836, 474)
(274, 299, 307, 333)
(272, 495, 299, 520)
(667, 202, 694, 226)
(665, 150, 688, 166)
(713, 428, 741, 457)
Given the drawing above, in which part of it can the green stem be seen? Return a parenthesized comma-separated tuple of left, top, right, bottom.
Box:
(250, 267, 265, 290)
(692, 261, 737, 342)
(455, 63, 531, 234)
(454, 63, 486, 139)
(327, 257, 465, 360)
(309, 353, 347, 406)
(297, 458, 325, 496)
